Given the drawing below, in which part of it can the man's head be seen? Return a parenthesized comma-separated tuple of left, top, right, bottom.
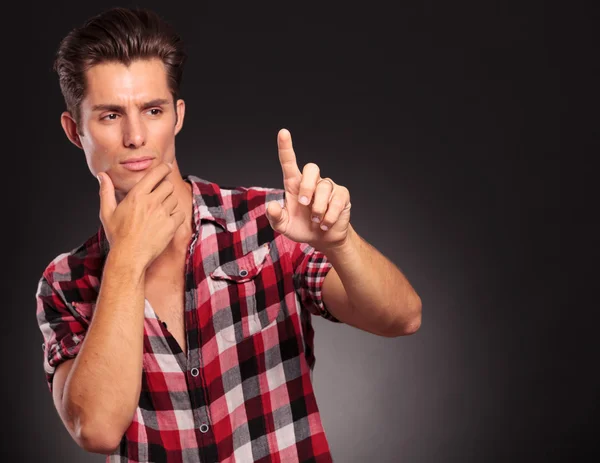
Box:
(55, 7, 187, 197)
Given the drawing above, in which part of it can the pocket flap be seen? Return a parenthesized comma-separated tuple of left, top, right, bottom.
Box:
(210, 243, 271, 283)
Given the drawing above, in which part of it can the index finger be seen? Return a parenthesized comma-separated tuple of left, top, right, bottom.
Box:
(131, 162, 172, 195)
(277, 128, 301, 181)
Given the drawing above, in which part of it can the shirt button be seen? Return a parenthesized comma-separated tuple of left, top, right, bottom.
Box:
(200, 424, 209, 433)
(239, 269, 248, 277)
(191, 368, 199, 377)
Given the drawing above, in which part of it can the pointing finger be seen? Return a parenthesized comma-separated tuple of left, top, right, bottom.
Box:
(277, 128, 301, 184)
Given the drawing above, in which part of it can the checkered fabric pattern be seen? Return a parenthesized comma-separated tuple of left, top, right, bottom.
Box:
(36, 174, 343, 462)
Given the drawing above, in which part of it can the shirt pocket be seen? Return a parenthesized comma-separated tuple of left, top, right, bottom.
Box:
(209, 242, 281, 344)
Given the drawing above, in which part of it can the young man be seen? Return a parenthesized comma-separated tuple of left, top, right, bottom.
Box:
(36, 7, 422, 462)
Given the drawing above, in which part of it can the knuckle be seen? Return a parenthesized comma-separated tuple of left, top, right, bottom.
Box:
(303, 162, 319, 173)
(312, 205, 326, 215)
(300, 179, 314, 190)
(331, 199, 345, 210)
(317, 181, 331, 192)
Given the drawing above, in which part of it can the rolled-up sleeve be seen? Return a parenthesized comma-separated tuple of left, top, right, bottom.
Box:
(35, 275, 87, 394)
(286, 239, 343, 323)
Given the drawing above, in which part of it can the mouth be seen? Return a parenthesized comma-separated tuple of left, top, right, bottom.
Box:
(121, 157, 154, 171)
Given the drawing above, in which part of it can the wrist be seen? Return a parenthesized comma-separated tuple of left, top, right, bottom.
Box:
(320, 224, 360, 260)
(105, 245, 148, 282)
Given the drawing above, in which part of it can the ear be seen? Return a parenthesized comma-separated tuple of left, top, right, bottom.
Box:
(60, 111, 83, 149)
(174, 99, 185, 136)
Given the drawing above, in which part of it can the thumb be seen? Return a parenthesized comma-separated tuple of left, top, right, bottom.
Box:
(265, 201, 288, 234)
(97, 172, 116, 222)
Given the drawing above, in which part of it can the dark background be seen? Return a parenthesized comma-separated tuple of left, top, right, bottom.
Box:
(3, 0, 595, 461)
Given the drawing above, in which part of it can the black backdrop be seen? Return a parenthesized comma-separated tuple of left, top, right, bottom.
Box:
(2, 1, 595, 461)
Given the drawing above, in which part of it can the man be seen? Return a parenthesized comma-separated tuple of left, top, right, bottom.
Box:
(35, 7, 422, 462)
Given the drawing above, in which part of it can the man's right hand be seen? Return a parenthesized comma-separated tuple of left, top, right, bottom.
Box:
(97, 162, 186, 270)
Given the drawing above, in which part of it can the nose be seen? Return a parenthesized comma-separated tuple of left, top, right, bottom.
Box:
(122, 114, 146, 149)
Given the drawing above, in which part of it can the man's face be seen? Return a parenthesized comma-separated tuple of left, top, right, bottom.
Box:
(64, 58, 185, 197)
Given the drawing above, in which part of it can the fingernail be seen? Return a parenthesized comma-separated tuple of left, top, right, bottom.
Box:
(320, 224, 329, 231)
(299, 196, 309, 205)
(312, 216, 320, 223)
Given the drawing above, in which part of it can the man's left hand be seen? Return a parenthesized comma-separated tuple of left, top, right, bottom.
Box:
(266, 128, 352, 252)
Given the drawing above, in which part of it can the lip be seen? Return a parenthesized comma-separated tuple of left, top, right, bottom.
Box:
(122, 159, 153, 171)
(121, 156, 154, 171)
(121, 156, 154, 164)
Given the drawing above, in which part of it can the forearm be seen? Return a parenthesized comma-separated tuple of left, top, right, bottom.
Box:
(323, 224, 422, 335)
(63, 247, 146, 443)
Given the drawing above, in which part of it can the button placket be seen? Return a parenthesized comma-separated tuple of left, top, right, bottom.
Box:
(183, 215, 214, 440)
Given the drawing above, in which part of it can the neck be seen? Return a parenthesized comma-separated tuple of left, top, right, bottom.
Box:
(165, 169, 194, 254)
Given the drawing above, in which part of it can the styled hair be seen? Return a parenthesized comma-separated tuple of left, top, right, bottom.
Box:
(53, 7, 187, 133)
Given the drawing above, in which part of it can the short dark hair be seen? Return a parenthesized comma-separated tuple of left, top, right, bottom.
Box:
(53, 7, 187, 134)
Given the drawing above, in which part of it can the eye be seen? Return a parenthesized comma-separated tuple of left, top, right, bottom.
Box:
(102, 113, 119, 121)
(148, 108, 162, 116)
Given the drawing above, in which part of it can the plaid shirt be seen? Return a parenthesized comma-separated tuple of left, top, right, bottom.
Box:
(36, 174, 343, 462)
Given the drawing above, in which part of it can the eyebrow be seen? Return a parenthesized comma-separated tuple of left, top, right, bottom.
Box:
(91, 98, 171, 112)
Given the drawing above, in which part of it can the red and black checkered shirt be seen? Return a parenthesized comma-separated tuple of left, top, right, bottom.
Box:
(36, 174, 343, 462)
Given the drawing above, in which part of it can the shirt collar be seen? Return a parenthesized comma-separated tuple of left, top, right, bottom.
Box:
(185, 174, 228, 231)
